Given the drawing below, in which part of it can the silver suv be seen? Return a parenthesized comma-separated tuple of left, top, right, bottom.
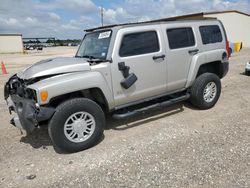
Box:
(5, 19, 229, 152)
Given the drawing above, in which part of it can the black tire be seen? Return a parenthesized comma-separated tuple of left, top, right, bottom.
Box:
(48, 98, 105, 153)
(190, 73, 221, 110)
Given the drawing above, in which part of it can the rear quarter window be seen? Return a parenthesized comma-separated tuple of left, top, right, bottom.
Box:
(199, 25, 223, 44)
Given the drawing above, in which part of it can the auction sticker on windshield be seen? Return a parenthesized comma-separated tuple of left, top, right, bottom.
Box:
(98, 31, 111, 39)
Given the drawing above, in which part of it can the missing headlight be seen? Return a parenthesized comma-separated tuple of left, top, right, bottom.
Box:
(24, 88, 37, 101)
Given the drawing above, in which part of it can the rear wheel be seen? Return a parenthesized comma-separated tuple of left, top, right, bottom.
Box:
(190, 73, 221, 109)
(48, 98, 105, 153)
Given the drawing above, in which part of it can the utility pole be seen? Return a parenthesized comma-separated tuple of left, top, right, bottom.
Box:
(100, 5, 104, 26)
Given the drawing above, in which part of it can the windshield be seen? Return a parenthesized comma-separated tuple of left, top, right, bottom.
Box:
(76, 30, 112, 60)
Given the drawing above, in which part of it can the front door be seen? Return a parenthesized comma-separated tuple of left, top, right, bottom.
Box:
(111, 26, 167, 107)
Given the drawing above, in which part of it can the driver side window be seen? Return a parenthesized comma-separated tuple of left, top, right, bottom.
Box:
(119, 31, 160, 57)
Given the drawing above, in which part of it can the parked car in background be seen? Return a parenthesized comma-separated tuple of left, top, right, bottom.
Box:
(24, 44, 43, 51)
(246, 62, 250, 76)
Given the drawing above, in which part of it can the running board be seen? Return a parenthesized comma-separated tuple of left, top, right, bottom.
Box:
(112, 93, 190, 120)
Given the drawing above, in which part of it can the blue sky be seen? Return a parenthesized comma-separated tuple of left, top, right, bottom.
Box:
(0, 0, 250, 39)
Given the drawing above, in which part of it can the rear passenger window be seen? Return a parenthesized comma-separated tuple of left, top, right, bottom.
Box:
(167, 28, 195, 49)
(119, 31, 159, 57)
(199, 25, 222, 44)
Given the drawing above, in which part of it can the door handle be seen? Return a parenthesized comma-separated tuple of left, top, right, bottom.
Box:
(188, 49, 199, 55)
(153, 55, 165, 60)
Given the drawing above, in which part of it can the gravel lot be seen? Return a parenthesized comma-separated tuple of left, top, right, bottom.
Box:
(0, 47, 249, 188)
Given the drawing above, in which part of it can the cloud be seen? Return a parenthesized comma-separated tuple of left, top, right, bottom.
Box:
(49, 12, 61, 20)
(54, 0, 98, 13)
(107, 0, 247, 23)
(0, 0, 249, 39)
(62, 20, 80, 30)
(5, 18, 19, 26)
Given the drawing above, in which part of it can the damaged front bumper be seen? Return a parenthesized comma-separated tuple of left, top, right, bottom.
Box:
(5, 75, 55, 134)
(7, 95, 55, 133)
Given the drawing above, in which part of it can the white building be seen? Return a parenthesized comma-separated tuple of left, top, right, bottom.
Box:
(155, 10, 250, 47)
(0, 34, 24, 53)
(204, 11, 250, 47)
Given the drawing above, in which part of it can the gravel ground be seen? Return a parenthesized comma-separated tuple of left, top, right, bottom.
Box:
(0, 47, 249, 188)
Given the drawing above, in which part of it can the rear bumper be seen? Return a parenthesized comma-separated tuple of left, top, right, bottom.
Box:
(7, 95, 55, 133)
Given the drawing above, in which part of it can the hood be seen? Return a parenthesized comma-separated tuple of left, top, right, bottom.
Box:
(17, 57, 91, 80)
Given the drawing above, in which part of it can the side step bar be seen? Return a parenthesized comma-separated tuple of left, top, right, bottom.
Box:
(113, 93, 190, 120)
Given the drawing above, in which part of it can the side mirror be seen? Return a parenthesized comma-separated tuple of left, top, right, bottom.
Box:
(120, 73, 138, 89)
(118, 62, 130, 78)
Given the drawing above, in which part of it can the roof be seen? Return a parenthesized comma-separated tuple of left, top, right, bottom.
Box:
(159, 10, 250, 20)
(205, 10, 250, 17)
(0, 33, 22, 36)
(85, 17, 215, 32)
(85, 10, 249, 32)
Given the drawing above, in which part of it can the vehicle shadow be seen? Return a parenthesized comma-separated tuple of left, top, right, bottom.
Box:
(20, 127, 105, 154)
(105, 103, 185, 130)
(240, 72, 249, 76)
(183, 101, 200, 111)
(20, 126, 52, 150)
(20, 102, 186, 153)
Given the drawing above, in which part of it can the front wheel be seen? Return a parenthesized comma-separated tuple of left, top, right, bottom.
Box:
(48, 98, 105, 153)
(190, 73, 221, 109)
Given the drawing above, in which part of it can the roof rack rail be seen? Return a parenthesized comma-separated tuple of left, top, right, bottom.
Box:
(84, 14, 217, 32)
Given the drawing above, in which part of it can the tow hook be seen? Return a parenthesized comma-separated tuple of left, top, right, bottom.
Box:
(10, 116, 22, 129)
(10, 118, 24, 135)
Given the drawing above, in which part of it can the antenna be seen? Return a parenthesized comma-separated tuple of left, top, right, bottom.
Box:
(100, 5, 104, 26)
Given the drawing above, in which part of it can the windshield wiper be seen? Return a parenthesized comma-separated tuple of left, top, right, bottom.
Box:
(75, 55, 110, 63)
(81, 55, 98, 59)
(81, 55, 108, 63)
(75, 55, 97, 59)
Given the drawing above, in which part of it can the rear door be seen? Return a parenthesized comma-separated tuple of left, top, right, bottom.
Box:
(111, 25, 167, 107)
(162, 24, 198, 91)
